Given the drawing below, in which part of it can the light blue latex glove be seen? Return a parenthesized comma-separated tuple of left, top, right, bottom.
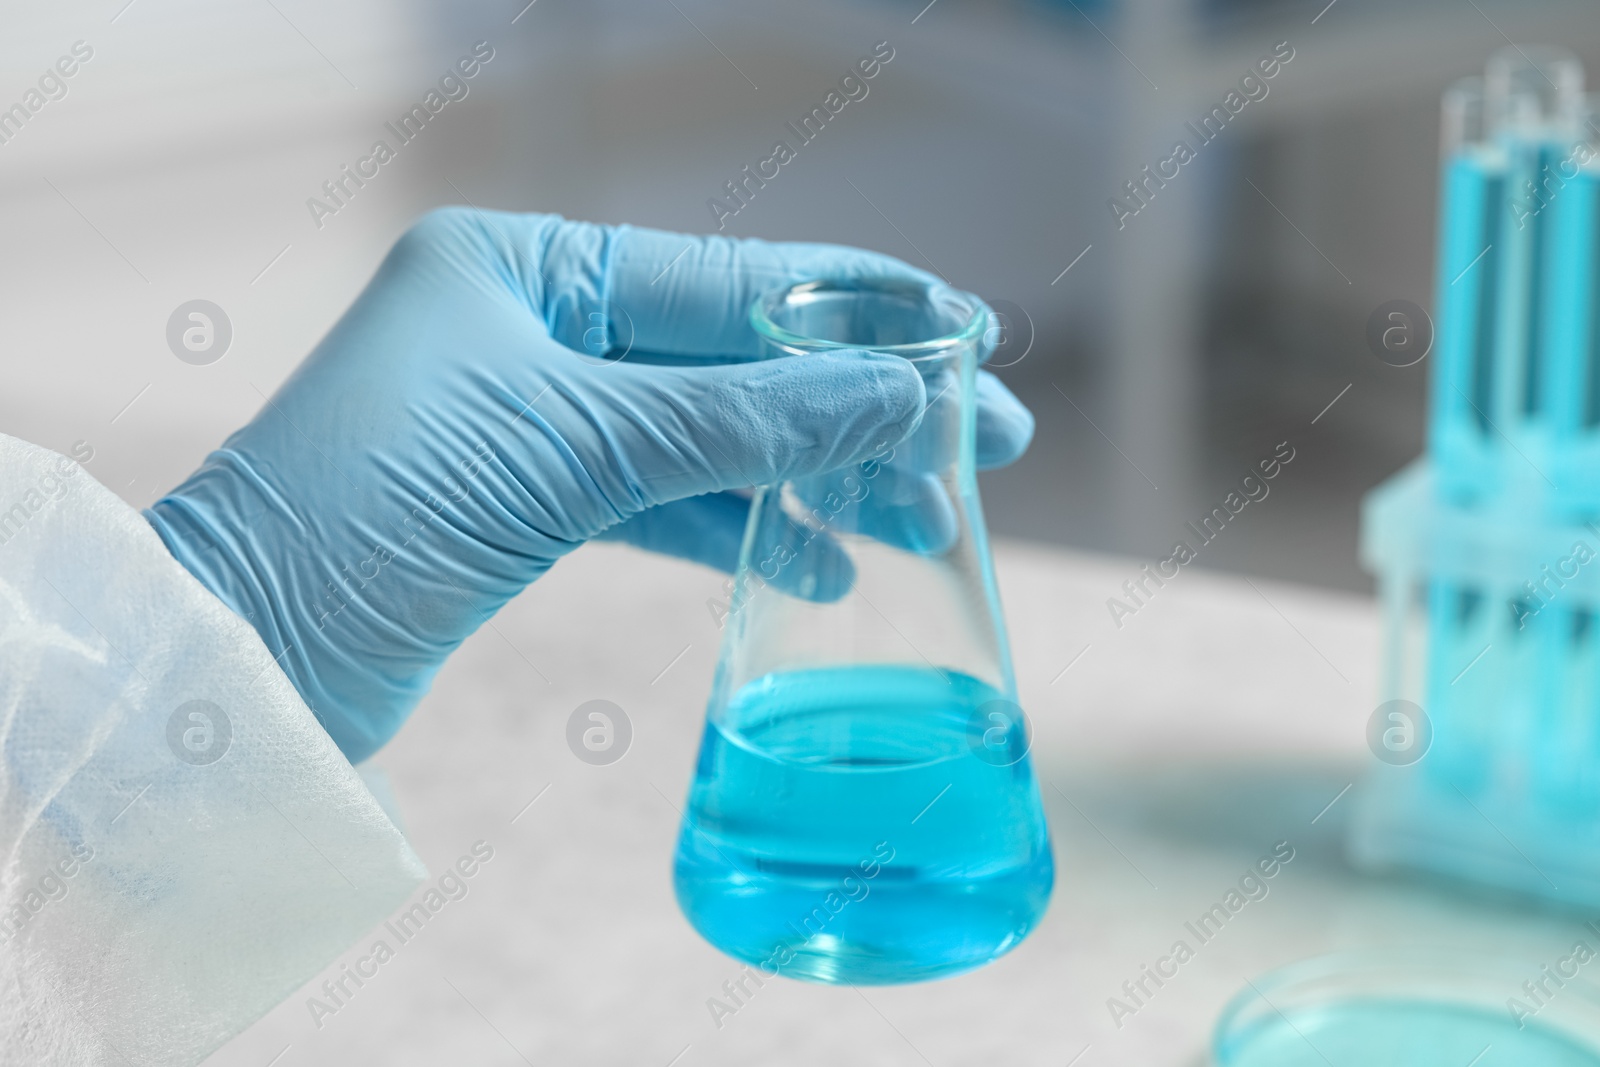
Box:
(146, 209, 1034, 762)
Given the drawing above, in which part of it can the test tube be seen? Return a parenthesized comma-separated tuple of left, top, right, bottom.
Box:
(1485, 48, 1583, 449)
(1577, 95, 1600, 441)
(1534, 94, 1600, 815)
(1544, 93, 1600, 508)
(1426, 79, 1497, 793)
(1430, 77, 1502, 501)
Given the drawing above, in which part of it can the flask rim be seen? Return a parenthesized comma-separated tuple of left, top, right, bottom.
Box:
(749, 278, 987, 361)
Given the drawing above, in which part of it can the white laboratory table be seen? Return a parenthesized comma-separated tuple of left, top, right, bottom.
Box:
(203, 539, 1579, 1067)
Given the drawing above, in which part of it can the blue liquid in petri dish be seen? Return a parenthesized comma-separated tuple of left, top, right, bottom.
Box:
(673, 665, 1054, 984)
(1219, 999, 1600, 1067)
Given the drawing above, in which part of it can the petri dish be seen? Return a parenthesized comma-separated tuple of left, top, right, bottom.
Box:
(1214, 951, 1600, 1067)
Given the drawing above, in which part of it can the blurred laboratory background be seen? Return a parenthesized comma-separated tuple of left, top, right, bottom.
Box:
(5, 0, 1598, 593)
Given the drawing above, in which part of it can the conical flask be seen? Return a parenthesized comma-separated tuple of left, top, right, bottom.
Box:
(673, 278, 1054, 985)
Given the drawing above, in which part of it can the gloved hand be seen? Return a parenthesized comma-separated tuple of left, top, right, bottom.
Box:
(147, 209, 1034, 762)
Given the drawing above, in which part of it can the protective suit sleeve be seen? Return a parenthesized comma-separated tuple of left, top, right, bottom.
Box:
(0, 433, 426, 1066)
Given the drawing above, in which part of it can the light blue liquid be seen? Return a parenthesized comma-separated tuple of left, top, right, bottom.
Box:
(673, 665, 1054, 984)
(1219, 999, 1600, 1067)
(1429, 149, 1504, 484)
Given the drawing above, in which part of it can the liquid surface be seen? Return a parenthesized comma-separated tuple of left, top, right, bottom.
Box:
(673, 665, 1053, 984)
(1219, 999, 1600, 1067)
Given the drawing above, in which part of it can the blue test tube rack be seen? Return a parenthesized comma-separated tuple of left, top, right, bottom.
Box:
(1352, 48, 1600, 908)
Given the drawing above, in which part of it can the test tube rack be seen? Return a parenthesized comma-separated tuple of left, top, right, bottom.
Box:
(1352, 48, 1600, 908)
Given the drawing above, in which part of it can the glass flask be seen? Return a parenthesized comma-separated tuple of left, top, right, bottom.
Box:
(672, 278, 1055, 985)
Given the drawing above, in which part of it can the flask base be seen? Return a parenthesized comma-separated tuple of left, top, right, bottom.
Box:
(674, 849, 1054, 984)
(672, 665, 1054, 985)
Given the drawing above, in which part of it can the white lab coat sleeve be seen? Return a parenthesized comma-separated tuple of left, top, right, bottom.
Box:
(0, 433, 426, 1066)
